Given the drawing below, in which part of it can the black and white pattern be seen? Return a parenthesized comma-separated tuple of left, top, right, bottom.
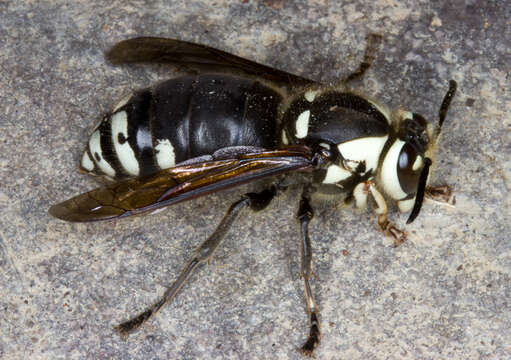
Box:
(81, 74, 282, 180)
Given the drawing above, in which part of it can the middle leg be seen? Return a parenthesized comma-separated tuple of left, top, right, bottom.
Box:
(296, 188, 321, 356)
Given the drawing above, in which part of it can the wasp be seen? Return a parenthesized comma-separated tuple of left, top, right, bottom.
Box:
(49, 35, 457, 355)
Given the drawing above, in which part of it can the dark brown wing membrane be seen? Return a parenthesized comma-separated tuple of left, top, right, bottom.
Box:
(49, 147, 313, 223)
(106, 37, 317, 88)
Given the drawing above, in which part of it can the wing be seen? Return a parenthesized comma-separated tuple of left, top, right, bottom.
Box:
(106, 37, 318, 88)
(49, 147, 313, 223)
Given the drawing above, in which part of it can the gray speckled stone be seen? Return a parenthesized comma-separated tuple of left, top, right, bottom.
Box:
(1, 1, 510, 359)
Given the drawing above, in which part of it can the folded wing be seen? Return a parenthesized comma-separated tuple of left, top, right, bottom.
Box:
(49, 147, 313, 222)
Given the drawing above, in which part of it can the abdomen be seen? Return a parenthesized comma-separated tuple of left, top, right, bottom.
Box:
(79, 74, 283, 179)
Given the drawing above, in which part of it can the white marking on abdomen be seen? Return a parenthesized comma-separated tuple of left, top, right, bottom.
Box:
(337, 136, 388, 174)
(295, 110, 310, 139)
(111, 111, 140, 176)
(155, 139, 176, 169)
(381, 139, 407, 200)
(80, 151, 94, 172)
(89, 130, 116, 178)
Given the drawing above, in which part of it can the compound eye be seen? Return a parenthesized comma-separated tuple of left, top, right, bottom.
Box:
(397, 143, 423, 194)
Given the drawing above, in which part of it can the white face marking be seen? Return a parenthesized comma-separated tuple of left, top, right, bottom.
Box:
(322, 164, 351, 184)
(304, 90, 319, 102)
(381, 140, 408, 200)
(155, 139, 176, 169)
(353, 182, 368, 209)
(281, 130, 289, 145)
(80, 151, 94, 172)
(398, 198, 415, 212)
(295, 110, 310, 139)
(319, 142, 330, 150)
(89, 129, 116, 178)
(113, 93, 132, 112)
(111, 111, 140, 176)
(337, 136, 388, 174)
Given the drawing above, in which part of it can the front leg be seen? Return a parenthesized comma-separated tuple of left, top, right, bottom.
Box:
(353, 181, 407, 247)
(296, 189, 321, 356)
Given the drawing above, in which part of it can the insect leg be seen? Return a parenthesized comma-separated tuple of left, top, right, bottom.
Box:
(115, 185, 280, 337)
(343, 33, 383, 83)
(296, 189, 321, 356)
(354, 181, 406, 247)
(425, 185, 456, 206)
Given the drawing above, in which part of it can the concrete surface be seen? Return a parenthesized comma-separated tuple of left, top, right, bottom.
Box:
(1, 1, 510, 359)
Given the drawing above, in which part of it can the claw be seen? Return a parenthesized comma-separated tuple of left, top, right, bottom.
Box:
(388, 226, 407, 247)
(426, 185, 456, 206)
(299, 312, 321, 357)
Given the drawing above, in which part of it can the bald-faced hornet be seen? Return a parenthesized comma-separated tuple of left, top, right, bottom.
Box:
(49, 35, 457, 356)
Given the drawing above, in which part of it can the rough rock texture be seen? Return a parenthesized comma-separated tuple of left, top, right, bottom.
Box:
(1, 1, 510, 359)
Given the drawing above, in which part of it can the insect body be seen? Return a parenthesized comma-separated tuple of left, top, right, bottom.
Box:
(49, 36, 457, 355)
